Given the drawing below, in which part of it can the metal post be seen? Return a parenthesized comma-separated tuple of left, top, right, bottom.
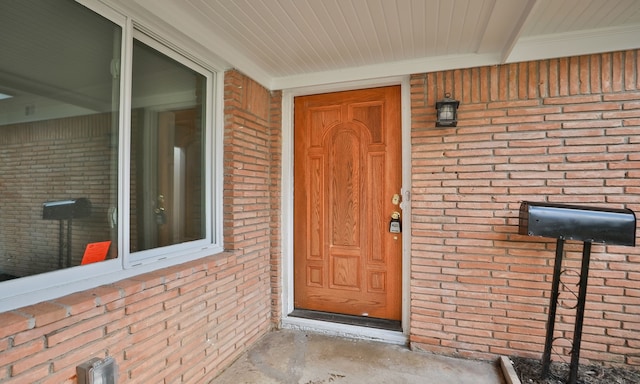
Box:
(568, 241, 592, 384)
(542, 237, 565, 378)
(58, 220, 64, 268)
(66, 219, 72, 268)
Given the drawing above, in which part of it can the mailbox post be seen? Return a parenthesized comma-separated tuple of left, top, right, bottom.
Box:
(519, 201, 636, 384)
(43, 198, 91, 268)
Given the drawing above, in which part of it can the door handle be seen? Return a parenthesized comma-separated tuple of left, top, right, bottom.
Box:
(154, 194, 166, 225)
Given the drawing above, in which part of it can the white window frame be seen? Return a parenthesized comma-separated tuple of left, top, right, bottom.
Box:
(0, 0, 224, 312)
(125, 30, 219, 266)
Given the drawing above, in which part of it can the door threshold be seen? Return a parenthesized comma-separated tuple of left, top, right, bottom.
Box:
(290, 309, 402, 332)
(282, 312, 407, 345)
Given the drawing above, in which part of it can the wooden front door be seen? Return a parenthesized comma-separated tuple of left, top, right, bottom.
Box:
(293, 86, 402, 321)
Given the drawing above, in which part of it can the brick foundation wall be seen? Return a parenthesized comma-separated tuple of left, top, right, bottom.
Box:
(0, 70, 278, 383)
(409, 49, 640, 365)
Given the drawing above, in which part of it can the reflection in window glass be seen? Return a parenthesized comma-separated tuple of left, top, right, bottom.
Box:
(0, 0, 121, 280)
(130, 40, 206, 253)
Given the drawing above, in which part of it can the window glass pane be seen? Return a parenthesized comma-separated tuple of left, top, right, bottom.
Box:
(0, 0, 121, 280)
(130, 39, 206, 252)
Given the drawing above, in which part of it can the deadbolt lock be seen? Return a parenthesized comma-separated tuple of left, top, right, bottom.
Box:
(389, 211, 401, 233)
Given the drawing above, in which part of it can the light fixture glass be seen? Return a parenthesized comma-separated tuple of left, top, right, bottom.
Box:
(435, 93, 459, 127)
(0, 92, 13, 100)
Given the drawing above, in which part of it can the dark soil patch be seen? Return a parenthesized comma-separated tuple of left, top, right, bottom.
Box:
(511, 357, 640, 384)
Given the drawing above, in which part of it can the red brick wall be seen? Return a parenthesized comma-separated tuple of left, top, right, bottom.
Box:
(268, 90, 283, 323)
(0, 70, 279, 383)
(409, 49, 640, 365)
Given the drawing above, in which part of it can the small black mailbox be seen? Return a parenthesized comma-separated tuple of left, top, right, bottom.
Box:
(520, 201, 636, 384)
(43, 198, 91, 220)
(519, 201, 636, 246)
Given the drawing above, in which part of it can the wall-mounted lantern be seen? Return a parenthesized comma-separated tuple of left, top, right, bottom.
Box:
(435, 93, 460, 127)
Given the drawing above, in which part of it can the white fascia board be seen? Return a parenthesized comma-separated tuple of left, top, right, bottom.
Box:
(505, 24, 640, 64)
(271, 52, 501, 91)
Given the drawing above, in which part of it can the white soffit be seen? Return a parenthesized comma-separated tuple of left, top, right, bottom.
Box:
(115, 0, 640, 90)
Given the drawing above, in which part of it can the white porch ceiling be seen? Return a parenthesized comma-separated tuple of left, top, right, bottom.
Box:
(117, 0, 640, 90)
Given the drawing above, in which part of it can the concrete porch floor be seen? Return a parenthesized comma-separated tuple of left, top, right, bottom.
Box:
(209, 329, 507, 384)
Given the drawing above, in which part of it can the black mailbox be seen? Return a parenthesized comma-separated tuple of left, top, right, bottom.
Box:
(520, 201, 636, 384)
(519, 201, 636, 246)
(43, 198, 91, 220)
